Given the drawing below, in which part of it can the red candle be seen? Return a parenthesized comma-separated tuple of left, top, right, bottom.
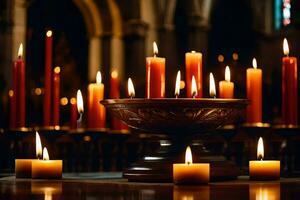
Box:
(44, 30, 53, 126)
(282, 38, 298, 125)
(53, 67, 60, 126)
(11, 44, 26, 128)
(186, 51, 203, 98)
(219, 66, 234, 98)
(246, 58, 262, 123)
(70, 98, 78, 129)
(146, 42, 165, 98)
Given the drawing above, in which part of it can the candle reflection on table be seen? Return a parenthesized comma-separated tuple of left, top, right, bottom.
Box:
(249, 183, 280, 200)
(31, 181, 62, 200)
(173, 185, 209, 200)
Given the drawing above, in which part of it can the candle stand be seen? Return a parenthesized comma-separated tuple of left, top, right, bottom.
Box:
(101, 98, 248, 182)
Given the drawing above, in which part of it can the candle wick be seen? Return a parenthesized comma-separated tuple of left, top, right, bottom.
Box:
(77, 112, 83, 129)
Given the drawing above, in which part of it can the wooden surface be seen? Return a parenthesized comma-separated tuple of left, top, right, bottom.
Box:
(0, 173, 300, 199)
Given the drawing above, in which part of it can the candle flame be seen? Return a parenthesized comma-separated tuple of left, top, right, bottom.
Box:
(76, 90, 84, 113)
(128, 78, 135, 98)
(257, 137, 264, 160)
(96, 71, 102, 84)
(111, 70, 118, 79)
(46, 30, 52, 37)
(283, 38, 289, 56)
(153, 42, 158, 56)
(54, 66, 60, 74)
(36, 131, 42, 159)
(175, 70, 181, 97)
(43, 147, 49, 161)
(185, 146, 193, 165)
(191, 75, 197, 97)
(209, 73, 216, 98)
(18, 43, 23, 58)
(252, 58, 257, 69)
(225, 66, 231, 82)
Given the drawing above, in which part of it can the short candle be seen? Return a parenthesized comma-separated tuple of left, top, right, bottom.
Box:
(219, 66, 234, 98)
(173, 146, 210, 184)
(249, 137, 280, 180)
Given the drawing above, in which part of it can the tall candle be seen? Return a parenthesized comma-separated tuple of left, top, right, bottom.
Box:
(146, 42, 165, 98)
(88, 71, 105, 128)
(219, 66, 234, 98)
(44, 30, 53, 126)
(246, 58, 262, 123)
(282, 38, 298, 125)
(186, 51, 202, 98)
(53, 67, 60, 126)
(11, 44, 26, 128)
(70, 97, 78, 129)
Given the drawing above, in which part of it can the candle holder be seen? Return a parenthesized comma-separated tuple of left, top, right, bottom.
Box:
(101, 98, 248, 182)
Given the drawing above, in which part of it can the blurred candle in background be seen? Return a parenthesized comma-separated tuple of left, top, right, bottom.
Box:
(88, 71, 105, 129)
(70, 97, 77, 129)
(219, 66, 234, 98)
(146, 42, 165, 98)
(44, 30, 53, 126)
(282, 38, 298, 125)
(185, 51, 202, 98)
(246, 58, 262, 123)
(53, 67, 60, 126)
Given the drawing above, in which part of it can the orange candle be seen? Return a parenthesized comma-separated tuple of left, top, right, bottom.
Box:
(53, 67, 60, 126)
(15, 132, 43, 178)
(249, 137, 280, 180)
(185, 51, 202, 98)
(246, 58, 262, 123)
(87, 71, 105, 128)
(173, 146, 210, 184)
(32, 147, 62, 179)
(44, 30, 53, 126)
(282, 38, 298, 125)
(219, 66, 234, 98)
(146, 42, 165, 98)
(70, 97, 78, 129)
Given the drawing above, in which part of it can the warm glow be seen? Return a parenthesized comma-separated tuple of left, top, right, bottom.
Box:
(191, 75, 197, 97)
(175, 70, 181, 97)
(153, 42, 158, 56)
(128, 78, 135, 98)
(283, 38, 289, 56)
(225, 66, 231, 82)
(43, 147, 49, 161)
(60, 97, 68, 106)
(185, 146, 193, 165)
(96, 71, 102, 84)
(252, 58, 257, 69)
(76, 90, 84, 113)
(111, 70, 118, 79)
(8, 90, 14, 97)
(46, 30, 52, 37)
(218, 54, 224, 62)
(232, 52, 239, 61)
(70, 97, 76, 105)
(180, 81, 185, 89)
(35, 88, 42, 95)
(54, 66, 60, 74)
(257, 137, 264, 160)
(36, 132, 42, 159)
(18, 43, 23, 58)
(209, 73, 216, 97)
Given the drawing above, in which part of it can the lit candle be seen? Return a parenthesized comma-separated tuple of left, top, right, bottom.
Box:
(282, 38, 298, 125)
(44, 30, 53, 126)
(219, 66, 234, 98)
(173, 146, 210, 184)
(11, 44, 26, 128)
(146, 42, 165, 98)
(15, 132, 43, 178)
(87, 71, 106, 128)
(53, 66, 60, 126)
(209, 73, 216, 98)
(32, 147, 63, 179)
(76, 90, 84, 129)
(128, 78, 135, 98)
(185, 51, 203, 98)
(249, 137, 280, 180)
(246, 58, 262, 123)
(174, 70, 181, 98)
(70, 97, 78, 129)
